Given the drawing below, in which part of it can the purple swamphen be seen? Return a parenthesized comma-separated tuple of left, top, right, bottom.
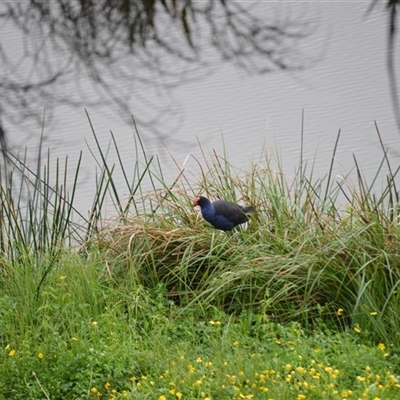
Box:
(193, 196, 255, 231)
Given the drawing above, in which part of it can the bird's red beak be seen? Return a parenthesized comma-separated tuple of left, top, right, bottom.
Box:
(193, 197, 200, 207)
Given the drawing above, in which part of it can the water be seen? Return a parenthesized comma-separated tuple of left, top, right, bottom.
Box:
(3, 1, 400, 214)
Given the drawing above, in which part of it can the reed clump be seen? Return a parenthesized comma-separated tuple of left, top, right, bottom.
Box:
(1, 118, 400, 344)
(94, 144, 400, 345)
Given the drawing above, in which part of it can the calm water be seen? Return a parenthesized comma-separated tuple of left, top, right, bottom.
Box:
(4, 1, 400, 214)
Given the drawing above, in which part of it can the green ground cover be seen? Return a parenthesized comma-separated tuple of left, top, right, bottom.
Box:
(1, 123, 400, 399)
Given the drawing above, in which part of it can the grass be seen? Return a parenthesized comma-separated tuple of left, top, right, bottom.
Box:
(1, 254, 399, 399)
(1, 117, 400, 399)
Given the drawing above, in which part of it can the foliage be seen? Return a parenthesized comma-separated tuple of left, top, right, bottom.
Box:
(1, 258, 399, 399)
(90, 127, 400, 344)
(1, 119, 400, 397)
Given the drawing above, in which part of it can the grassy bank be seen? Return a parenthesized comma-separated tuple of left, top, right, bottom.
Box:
(1, 255, 399, 399)
(1, 122, 400, 399)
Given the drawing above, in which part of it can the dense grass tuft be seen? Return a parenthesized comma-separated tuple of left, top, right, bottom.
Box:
(89, 141, 400, 344)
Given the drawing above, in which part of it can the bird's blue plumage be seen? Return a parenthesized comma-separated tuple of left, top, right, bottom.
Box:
(193, 196, 255, 231)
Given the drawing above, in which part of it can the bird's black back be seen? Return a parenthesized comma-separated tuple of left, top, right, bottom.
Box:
(213, 200, 252, 225)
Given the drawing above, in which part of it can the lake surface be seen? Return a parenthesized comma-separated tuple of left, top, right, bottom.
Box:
(4, 1, 400, 215)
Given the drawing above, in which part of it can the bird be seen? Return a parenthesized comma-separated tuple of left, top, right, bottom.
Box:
(193, 196, 255, 231)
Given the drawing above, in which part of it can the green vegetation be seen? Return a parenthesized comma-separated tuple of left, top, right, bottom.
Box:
(1, 121, 400, 399)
